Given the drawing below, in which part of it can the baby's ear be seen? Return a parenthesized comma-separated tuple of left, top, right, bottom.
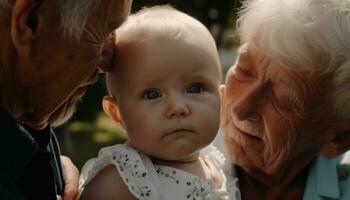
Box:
(321, 121, 350, 158)
(102, 96, 123, 124)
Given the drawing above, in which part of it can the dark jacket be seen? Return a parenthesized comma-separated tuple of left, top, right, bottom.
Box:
(0, 106, 64, 200)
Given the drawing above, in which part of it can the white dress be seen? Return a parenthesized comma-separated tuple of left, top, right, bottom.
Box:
(80, 143, 240, 200)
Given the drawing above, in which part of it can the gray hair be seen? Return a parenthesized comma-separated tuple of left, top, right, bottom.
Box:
(55, 0, 101, 41)
(0, 0, 101, 41)
(237, 0, 350, 120)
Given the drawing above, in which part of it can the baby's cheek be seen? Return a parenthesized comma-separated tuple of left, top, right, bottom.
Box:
(202, 109, 220, 128)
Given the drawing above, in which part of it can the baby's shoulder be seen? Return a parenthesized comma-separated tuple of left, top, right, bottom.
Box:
(80, 143, 158, 200)
(80, 164, 136, 200)
(79, 144, 137, 188)
(79, 144, 135, 188)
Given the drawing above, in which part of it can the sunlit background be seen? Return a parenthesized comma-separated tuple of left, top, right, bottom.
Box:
(56, 0, 241, 169)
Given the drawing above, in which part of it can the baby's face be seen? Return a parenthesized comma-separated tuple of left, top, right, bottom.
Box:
(113, 39, 221, 162)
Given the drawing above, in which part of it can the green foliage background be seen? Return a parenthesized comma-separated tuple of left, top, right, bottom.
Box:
(56, 0, 241, 169)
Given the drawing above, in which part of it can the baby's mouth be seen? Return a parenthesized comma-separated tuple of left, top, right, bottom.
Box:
(164, 128, 194, 137)
(171, 128, 193, 133)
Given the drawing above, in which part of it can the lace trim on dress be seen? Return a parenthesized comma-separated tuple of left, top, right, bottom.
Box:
(79, 143, 240, 200)
(79, 144, 158, 200)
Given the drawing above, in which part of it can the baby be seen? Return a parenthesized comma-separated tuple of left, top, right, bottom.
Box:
(79, 6, 238, 200)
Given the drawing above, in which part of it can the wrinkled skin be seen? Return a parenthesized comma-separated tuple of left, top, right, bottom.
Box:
(0, 0, 132, 130)
(0, 0, 132, 199)
(220, 44, 335, 185)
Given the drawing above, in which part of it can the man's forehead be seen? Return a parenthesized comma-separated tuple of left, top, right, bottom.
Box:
(90, 0, 131, 31)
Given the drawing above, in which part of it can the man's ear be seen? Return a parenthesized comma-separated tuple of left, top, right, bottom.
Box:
(321, 122, 350, 158)
(102, 96, 123, 125)
(11, 0, 42, 57)
(220, 84, 226, 106)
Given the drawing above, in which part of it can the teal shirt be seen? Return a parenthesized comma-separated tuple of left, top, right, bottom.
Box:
(227, 153, 350, 200)
(303, 153, 350, 200)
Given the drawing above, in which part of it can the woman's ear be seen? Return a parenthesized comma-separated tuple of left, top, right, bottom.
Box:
(11, 0, 42, 57)
(220, 84, 226, 105)
(321, 122, 350, 158)
(102, 96, 123, 124)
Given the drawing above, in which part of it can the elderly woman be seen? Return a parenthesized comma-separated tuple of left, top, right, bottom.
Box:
(220, 0, 350, 199)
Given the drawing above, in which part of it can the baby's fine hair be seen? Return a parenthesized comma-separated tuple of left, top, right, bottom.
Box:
(115, 5, 217, 45)
(106, 5, 220, 97)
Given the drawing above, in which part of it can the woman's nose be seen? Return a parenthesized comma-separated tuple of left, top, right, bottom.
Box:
(232, 85, 262, 121)
(165, 96, 190, 119)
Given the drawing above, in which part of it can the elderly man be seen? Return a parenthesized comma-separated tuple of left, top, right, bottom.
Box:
(220, 0, 350, 199)
(0, 0, 132, 199)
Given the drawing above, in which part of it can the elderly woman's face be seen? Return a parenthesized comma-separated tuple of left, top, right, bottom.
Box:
(220, 44, 332, 182)
(15, 0, 132, 129)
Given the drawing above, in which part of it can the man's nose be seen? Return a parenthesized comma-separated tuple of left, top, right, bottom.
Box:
(98, 32, 116, 73)
(165, 95, 190, 119)
(232, 84, 262, 121)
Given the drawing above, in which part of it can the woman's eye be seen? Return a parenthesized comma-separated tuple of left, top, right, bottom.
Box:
(268, 90, 284, 108)
(143, 90, 161, 99)
(238, 65, 252, 75)
(233, 65, 254, 82)
(187, 84, 204, 93)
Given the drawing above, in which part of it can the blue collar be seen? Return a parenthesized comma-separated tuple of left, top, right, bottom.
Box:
(304, 154, 340, 199)
(315, 156, 339, 198)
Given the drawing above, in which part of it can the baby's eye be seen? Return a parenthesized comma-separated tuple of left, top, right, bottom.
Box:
(143, 89, 162, 99)
(186, 83, 204, 94)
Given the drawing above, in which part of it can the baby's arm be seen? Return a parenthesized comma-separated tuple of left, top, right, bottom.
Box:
(80, 164, 137, 200)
